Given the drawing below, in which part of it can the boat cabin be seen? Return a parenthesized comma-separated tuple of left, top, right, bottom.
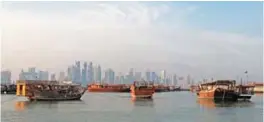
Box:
(199, 80, 236, 91)
(235, 85, 254, 95)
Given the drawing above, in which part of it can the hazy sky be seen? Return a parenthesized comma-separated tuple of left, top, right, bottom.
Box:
(1, 1, 263, 81)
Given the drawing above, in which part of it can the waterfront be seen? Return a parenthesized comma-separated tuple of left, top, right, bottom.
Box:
(1, 92, 263, 122)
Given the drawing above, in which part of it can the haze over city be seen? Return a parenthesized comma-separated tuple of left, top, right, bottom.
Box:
(1, 1, 263, 81)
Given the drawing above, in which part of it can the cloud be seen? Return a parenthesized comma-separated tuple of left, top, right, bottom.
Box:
(2, 2, 262, 81)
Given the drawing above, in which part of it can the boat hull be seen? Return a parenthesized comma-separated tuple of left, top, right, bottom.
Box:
(88, 88, 130, 92)
(130, 88, 155, 99)
(28, 96, 82, 101)
(237, 95, 252, 100)
(197, 88, 239, 102)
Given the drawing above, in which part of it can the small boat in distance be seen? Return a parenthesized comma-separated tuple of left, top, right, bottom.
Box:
(190, 85, 199, 93)
(253, 83, 263, 93)
(130, 81, 155, 99)
(235, 84, 254, 100)
(16, 80, 86, 101)
(197, 80, 239, 102)
(87, 83, 130, 92)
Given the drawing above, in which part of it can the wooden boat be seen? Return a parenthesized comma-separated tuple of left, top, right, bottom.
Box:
(169, 86, 181, 91)
(154, 84, 169, 92)
(130, 81, 155, 99)
(253, 83, 263, 93)
(197, 80, 239, 102)
(1, 84, 16, 94)
(16, 80, 86, 101)
(235, 84, 254, 100)
(87, 83, 130, 92)
(190, 85, 199, 93)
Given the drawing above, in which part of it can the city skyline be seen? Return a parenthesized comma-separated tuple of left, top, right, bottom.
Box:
(1, 60, 258, 86)
(2, 2, 263, 81)
(5, 61, 185, 86)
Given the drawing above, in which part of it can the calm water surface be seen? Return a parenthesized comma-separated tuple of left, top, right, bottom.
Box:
(1, 92, 263, 122)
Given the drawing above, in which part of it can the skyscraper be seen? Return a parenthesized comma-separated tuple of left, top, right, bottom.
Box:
(58, 71, 65, 81)
(160, 70, 166, 84)
(94, 65, 101, 82)
(115, 76, 120, 84)
(128, 68, 134, 83)
(75, 61, 81, 83)
(67, 66, 74, 81)
(82, 62, 87, 85)
(173, 74, 177, 85)
(50, 73, 56, 81)
(105, 69, 115, 84)
(145, 71, 151, 81)
(120, 75, 125, 84)
(135, 72, 142, 81)
(151, 72, 156, 82)
(28, 67, 38, 80)
(87, 62, 94, 83)
(1, 70, 11, 84)
(19, 67, 38, 80)
(39, 71, 49, 81)
(187, 74, 191, 85)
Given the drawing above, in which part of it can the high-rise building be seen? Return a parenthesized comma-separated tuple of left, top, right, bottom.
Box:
(128, 68, 134, 83)
(75, 61, 81, 83)
(94, 65, 101, 82)
(87, 62, 94, 83)
(187, 74, 191, 85)
(39, 71, 49, 81)
(125, 73, 130, 84)
(115, 76, 120, 84)
(151, 72, 156, 82)
(58, 71, 65, 81)
(19, 67, 38, 80)
(50, 73, 56, 81)
(82, 62, 88, 85)
(160, 70, 166, 84)
(19, 70, 25, 80)
(105, 69, 115, 84)
(67, 66, 74, 81)
(135, 72, 142, 81)
(28, 67, 36, 73)
(120, 75, 125, 84)
(28, 67, 38, 80)
(173, 74, 177, 85)
(145, 71, 151, 81)
(1, 70, 11, 84)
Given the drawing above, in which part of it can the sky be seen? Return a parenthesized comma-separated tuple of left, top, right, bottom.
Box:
(1, 1, 263, 81)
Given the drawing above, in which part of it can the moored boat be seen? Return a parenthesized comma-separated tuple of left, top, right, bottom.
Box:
(190, 85, 199, 93)
(16, 80, 86, 101)
(130, 81, 155, 99)
(197, 80, 239, 102)
(235, 84, 254, 100)
(253, 83, 263, 93)
(87, 83, 130, 92)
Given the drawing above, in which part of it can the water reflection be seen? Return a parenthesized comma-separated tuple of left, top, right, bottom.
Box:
(197, 99, 254, 109)
(15, 101, 30, 111)
(131, 98, 154, 107)
(14, 100, 85, 111)
(254, 93, 263, 97)
(15, 101, 60, 111)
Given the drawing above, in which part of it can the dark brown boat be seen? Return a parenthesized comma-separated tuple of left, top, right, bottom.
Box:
(87, 83, 130, 92)
(197, 80, 239, 102)
(16, 80, 86, 101)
